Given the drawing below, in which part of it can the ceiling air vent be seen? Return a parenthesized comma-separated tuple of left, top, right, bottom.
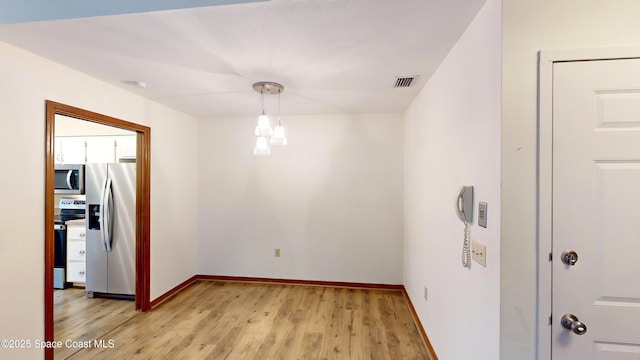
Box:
(394, 76, 417, 88)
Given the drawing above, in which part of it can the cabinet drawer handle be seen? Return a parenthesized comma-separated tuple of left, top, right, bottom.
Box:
(79, 249, 85, 254)
(79, 271, 85, 275)
(80, 232, 86, 237)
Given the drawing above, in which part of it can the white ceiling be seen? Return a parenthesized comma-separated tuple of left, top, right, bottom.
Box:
(0, 0, 486, 118)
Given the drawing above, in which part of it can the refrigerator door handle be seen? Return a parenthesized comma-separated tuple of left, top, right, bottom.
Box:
(104, 178, 113, 252)
(99, 178, 107, 251)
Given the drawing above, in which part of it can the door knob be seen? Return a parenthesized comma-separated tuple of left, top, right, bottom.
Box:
(561, 313, 587, 335)
(561, 250, 578, 266)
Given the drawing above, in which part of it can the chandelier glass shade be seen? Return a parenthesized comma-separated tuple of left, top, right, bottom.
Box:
(270, 125, 287, 146)
(254, 112, 274, 137)
(252, 82, 286, 155)
(253, 136, 271, 156)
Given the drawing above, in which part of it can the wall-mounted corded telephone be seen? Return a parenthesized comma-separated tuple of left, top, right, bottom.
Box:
(456, 186, 474, 268)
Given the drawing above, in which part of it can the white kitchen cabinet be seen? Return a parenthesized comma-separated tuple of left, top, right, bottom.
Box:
(55, 137, 87, 164)
(86, 135, 136, 163)
(54, 137, 63, 164)
(66, 220, 86, 284)
(67, 263, 86, 284)
(86, 137, 117, 163)
(55, 135, 136, 164)
(115, 135, 137, 161)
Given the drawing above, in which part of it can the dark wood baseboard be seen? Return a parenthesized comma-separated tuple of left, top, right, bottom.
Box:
(401, 287, 439, 360)
(149, 275, 198, 308)
(149, 275, 437, 359)
(195, 274, 404, 291)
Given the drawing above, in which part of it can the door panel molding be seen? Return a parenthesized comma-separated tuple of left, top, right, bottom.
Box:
(537, 47, 640, 360)
(44, 101, 151, 360)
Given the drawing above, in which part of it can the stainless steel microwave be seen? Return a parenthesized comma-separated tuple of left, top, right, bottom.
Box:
(54, 164, 85, 194)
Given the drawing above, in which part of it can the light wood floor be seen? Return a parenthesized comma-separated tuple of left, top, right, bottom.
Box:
(54, 287, 137, 359)
(60, 281, 431, 359)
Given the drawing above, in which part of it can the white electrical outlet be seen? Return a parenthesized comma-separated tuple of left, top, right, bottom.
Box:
(471, 240, 486, 267)
(424, 286, 428, 301)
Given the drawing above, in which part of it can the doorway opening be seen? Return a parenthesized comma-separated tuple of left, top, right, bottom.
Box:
(44, 101, 151, 360)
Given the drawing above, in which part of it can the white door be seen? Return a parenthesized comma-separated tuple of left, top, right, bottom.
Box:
(553, 58, 640, 358)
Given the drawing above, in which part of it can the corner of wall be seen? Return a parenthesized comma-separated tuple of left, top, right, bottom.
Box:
(403, 0, 501, 358)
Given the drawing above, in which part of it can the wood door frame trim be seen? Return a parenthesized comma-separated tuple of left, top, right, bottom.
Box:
(44, 101, 151, 360)
(537, 47, 640, 360)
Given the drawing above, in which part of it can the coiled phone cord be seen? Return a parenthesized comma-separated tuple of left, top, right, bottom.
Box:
(462, 221, 471, 268)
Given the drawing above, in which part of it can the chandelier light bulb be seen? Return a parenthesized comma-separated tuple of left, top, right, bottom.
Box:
(256, 112, 273, 137)
(270, 125, 287, 146)
(253, 136, 271, 156)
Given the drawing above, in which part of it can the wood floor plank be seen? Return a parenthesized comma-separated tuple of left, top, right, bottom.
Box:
(54, 287, 137, 359)
(59, 280, 431, 359)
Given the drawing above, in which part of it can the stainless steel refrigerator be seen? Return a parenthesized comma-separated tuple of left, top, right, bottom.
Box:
(85, 163, 136, 299)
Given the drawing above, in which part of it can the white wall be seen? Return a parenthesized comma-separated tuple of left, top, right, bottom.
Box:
(0, 40, 198, 358)
(56, 113, 136, 136)
(197, 113, 404, 284)
(404, 0, 501, 358)
(148, 104, 199, 299)
(501, 1, 640, 358)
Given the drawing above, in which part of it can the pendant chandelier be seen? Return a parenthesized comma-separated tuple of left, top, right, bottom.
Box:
(253, 81, 287, 156)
